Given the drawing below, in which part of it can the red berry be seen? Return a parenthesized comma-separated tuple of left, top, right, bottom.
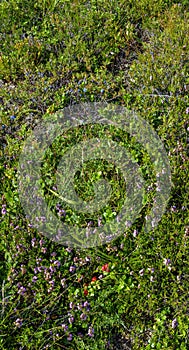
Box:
(91, 276, 97, 282)
(102, 264, 110, 272)
(84, 289, 88, 296)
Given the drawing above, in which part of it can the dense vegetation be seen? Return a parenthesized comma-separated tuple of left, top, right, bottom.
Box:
(0, 0, 189, 349)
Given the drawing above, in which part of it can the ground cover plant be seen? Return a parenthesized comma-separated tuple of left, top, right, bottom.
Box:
(0, 0, 189, 349)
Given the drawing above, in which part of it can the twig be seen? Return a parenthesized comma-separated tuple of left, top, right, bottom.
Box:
(139, 93, 172, 98)
(1, 280, 5, 315)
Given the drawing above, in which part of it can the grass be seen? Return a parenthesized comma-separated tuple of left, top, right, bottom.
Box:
(0, 0, 189, 349)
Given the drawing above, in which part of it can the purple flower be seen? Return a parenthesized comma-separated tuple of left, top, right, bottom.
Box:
(80, 313, 87, 320)
(49, 265, 56, 273)
(69, 265, 76, 273)
(98, 274, 103, 279)
(77, 303, 82, 310)
(163, 258, 171, 266)
(31, 238, 37, 247)
(66, 247, 72, 253)
(83, 301, 90, 312)
(61, 324, 68, 331)
(37, 266, 43, 272)
(39, 239, 45, 247)
(14, 318, 23, 328)
(49, 280, 55, 287)
(148, 267, 155, 273)
(18, 286, 26, 296)
(51, 252, 57, 257)
(85, 256, 91, 262)
(133, 229, 138, 238)
(36, 258, 42, 264)
(41, 247, 47, 253)
(98, 218, 102, 227)
(87, 220, 94, 227)
(61, 278, 67, 288)
(69, 302, 74, 309)
(83, 301, 89, 308)
(67, 333, 72, 341)
(68, 315, 74, 324)
(54, 260, 61, 268)
(21, 265, 27, 274)
(77, 332, 83, 338)
(88, 326, 94, 337)
(32, 276, 38, 283)
(58, 209, 66, 217)
(34, 267, 38, 274)
(44, 269, 51, 280)
(1, 204, 6, 215)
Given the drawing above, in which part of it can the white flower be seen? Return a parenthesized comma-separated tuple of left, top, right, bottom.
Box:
(172, 318, 178, 329)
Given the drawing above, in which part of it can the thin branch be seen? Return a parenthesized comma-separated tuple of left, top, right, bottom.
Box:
(1, 280, 5, 315)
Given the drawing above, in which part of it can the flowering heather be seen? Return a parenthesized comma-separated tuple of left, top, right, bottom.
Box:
(1, 1, 189, 349)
